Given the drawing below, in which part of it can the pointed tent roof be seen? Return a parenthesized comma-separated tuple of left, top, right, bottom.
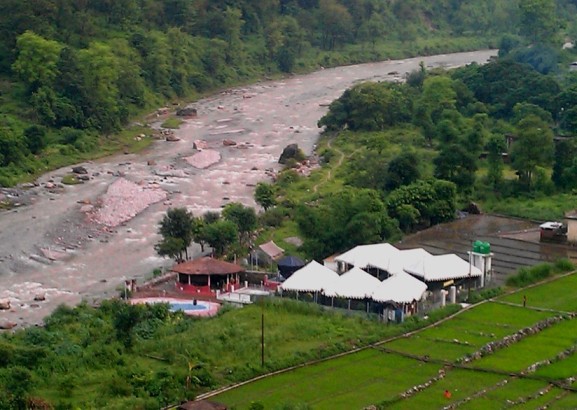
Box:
(172, 257, 243, 276)
(367, 247, 431, 276)
(258, 240, 284, 260)
(279, 260, 339, 293)
(324, 267, 381, 299)
(335, 243, 400, 269)
(404, 253, 482, 282)
(372, 272, 427, 304)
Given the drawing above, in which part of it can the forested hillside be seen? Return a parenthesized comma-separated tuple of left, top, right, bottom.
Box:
(270, 46, 577, 260)
(0, 0, 575, 186)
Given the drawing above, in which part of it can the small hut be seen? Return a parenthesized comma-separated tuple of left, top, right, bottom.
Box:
(173, 257, 244, 295)
(277, 255, 305, 279)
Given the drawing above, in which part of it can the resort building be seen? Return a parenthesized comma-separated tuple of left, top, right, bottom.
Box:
(173, 257, 243, 296)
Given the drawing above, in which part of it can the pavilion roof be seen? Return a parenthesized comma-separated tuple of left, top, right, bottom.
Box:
(171, 257, 243, 276)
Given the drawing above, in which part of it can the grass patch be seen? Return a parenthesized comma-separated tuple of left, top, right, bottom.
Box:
(161, 116, 184, 129)
(505, 259, 575, 288)
(478, 193, 577, 221)
(61, 174, 82, 185)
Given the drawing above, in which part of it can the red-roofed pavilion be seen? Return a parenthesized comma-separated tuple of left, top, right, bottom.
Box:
(173, 257, 244, 295)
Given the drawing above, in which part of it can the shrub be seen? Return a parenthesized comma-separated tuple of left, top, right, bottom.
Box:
(505, 261, 572, 288)
(553, 258, 575, 273)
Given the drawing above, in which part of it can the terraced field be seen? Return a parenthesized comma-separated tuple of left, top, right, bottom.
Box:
(211, 273, 577, 409)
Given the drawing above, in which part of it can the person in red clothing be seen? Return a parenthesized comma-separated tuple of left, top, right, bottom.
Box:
(444, 390, 452, 399)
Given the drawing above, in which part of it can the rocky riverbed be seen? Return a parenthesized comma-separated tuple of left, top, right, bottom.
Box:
(0, 50, 497, 329)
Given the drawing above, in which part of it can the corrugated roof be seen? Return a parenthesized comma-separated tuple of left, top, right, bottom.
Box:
(171, 257, 243, 276)
(372, 272, 427, 304)
(404, 253, 482, 282)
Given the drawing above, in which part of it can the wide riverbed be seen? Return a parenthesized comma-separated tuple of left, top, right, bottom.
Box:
(0, 50, 497, 327)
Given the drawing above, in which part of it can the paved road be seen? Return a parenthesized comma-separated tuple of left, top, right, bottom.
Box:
(0, 50, 497, 327)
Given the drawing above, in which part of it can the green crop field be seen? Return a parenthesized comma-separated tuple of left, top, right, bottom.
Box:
(212, 273, 577, 410)
(215, 349, 440, 410)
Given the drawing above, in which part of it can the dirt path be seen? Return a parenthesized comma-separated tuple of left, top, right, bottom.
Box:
(0, 50, 497, 329)
(312, 138, 361, 194)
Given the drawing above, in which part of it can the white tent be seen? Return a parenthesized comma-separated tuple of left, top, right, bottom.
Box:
(368, 247, 431, 276)
(335, 243, 400, 270)
(324, 267, 381, 299)
(279, 260, 338, 293)
(404, 253, 482, 282)
(372, 272, 427, 304)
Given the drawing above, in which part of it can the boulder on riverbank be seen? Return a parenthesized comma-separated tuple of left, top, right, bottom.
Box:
(279, 143, 305, 164)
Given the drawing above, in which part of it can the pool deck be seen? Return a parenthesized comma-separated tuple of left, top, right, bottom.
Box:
(130, 297, 221, 317)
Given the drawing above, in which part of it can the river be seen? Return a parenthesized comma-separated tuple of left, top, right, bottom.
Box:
(0, 50, 497, 327)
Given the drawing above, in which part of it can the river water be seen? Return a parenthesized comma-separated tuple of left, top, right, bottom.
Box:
(0, 50, 497, 327)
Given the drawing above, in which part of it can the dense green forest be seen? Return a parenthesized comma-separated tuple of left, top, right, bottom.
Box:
(1, 0, 576, 186)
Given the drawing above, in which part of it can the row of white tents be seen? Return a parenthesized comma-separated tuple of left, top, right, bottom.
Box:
(279, 243, 483, 305)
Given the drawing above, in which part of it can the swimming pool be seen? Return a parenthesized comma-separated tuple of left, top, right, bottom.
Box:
(131, 298, 220, 317)
(169, 301, 209, 312)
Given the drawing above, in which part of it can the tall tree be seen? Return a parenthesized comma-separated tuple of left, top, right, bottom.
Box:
(485, 134, 507, 189)
(385, 151, 421, 191)
(156, 207, 195, 261)
(203, 220, 238, 257)
(552, 139, 577, 189)
(518, 0, 557, 44)
(511, 115, 554, 189)
(12, 31, 62, 90)
(222, 202, 257, 247)
(254, 183, 277, 211)
(434, 144, 477, 193)
(317, 0, 353, 50)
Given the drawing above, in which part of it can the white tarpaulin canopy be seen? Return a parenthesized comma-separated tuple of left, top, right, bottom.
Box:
(372, 272, 427, 304)
(279, 260, 338, 293)
(404, 253, 482, 282)
(368, 247, 432, 276)
(324, 267, 381, 299)
(335, 243, 400, 269)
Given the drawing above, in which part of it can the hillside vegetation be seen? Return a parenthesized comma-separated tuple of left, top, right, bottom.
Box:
(1, 0, 576, 185)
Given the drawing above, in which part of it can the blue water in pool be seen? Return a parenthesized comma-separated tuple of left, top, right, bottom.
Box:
(169, 302, 209, 312)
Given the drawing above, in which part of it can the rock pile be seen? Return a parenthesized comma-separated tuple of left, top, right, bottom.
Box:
(92, 178, 167, 227)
